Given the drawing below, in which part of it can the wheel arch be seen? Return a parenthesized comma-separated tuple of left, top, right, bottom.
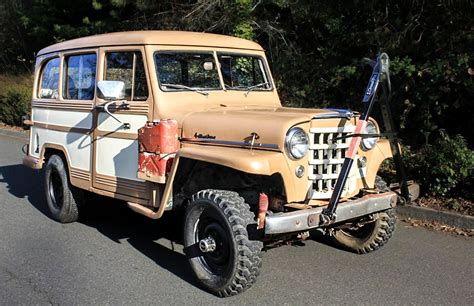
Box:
(359, 138, 394, 190)
(170, 156, 286, 209)
(40, 143, 74, 185)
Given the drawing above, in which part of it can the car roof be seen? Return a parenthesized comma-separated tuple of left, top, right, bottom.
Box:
(37, 31, 264, 56)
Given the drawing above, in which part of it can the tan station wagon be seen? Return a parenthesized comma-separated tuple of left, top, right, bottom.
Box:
(23, 31, 418, 297)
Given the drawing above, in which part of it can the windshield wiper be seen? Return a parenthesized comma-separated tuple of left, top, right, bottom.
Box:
(162, 83, 209, 96)
(244, 82, 270, 97)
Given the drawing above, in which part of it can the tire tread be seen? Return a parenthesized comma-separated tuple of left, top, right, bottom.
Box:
(187, 189, 263, 297)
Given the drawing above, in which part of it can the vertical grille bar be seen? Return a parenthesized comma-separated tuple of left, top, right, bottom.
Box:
(308, 125, 356, 199)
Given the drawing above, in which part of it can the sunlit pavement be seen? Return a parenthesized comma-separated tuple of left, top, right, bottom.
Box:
(0, 133, 472, 304)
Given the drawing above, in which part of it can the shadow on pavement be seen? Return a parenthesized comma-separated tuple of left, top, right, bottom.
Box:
(0, 164, 50, 217)
(0, 163, 201, 292)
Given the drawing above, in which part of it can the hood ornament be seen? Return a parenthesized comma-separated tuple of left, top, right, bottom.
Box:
(243, 132, 260, 150)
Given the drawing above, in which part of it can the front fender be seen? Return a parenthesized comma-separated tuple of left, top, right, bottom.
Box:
(358, 138, 393, 190)
(179, 144, 286, 175)
(175, 143, 308, 202)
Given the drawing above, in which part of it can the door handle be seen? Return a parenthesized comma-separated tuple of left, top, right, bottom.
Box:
(96, 101, 131, 129)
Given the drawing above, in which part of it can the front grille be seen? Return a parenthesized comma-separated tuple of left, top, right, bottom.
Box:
(308, 125, 357, 199)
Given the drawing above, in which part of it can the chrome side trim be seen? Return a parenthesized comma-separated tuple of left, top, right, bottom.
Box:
(264, 191, 398, 235)
(180, 138, 280, 151)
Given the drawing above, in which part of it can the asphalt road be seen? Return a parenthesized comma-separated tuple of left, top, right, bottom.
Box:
(0, 132, 473, 305)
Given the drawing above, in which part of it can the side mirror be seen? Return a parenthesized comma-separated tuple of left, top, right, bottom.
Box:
(97, 80, 125, 100)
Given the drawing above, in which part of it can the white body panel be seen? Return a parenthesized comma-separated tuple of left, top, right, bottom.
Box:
(29, 127, 92, 171)
(95, 113, 148, 181)
(32, 108, 93, 129)
(95, 137, 139, 179)
(30, 109, 92, 171)
(97, 113, 147, 132)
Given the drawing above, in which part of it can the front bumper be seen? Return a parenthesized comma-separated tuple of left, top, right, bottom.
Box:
(265, 183, 419, 235)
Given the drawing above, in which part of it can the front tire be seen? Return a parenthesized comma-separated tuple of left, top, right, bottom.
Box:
(44, 154, 83, 223)
(183, 190, 263, 297)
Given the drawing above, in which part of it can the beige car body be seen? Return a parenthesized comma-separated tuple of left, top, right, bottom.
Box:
(24, 31, 393, 222)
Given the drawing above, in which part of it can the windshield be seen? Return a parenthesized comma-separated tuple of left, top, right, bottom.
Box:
(155, 52, 221, 91)
(217, 53, 271, 90)
(154, 51, 271, 92)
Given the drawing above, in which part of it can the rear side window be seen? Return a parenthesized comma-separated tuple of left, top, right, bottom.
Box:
(63, 53, 97, 100)
(38, 58, 60, 99)
(105, 51, 148, 101)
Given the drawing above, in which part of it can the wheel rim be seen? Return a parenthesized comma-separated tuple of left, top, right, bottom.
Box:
(48, 168, 64, 210)
(194, 207, 232, 275)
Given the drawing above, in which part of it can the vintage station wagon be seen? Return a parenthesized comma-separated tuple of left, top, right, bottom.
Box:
(23, 31, 416, 296)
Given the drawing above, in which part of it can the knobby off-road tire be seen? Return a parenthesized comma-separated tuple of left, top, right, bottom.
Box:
(183, 190, 263, 297)
(330, 209, 397, 254)
(44, 154, 84, 223)
(330, 177, 396, 254)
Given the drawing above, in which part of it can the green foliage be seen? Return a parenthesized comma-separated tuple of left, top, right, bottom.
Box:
(252, 0, 474, 146)
(0, 0, 473, 196)
(404, 131, 474, 196)
(226, 0, 255, 40)
(0, 76, 31, 126)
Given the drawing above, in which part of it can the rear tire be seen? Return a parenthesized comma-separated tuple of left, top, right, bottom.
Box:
(329, 208, 397, 254)
(44, 154, 84, 223)
(183, 189, 263, 297)
(329, 176, 396, 254)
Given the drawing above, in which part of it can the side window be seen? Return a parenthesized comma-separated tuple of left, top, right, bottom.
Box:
(38, 58, 60, 99)
(105, 51, 148, 101)
(63, 53, 97, 100)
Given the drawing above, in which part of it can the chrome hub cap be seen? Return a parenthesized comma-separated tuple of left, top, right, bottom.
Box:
(199, 236, 217, 253)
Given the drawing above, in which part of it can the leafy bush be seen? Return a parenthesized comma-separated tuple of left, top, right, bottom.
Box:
(404, 131, 474, 196)
(0, 74, 32, 126)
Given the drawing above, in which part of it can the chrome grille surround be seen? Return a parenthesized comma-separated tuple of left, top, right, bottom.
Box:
(308, 125, 358, 199)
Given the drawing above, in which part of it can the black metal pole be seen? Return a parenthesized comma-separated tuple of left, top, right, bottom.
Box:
(378, 63, 411, 202)
(320, 55, 383, 225)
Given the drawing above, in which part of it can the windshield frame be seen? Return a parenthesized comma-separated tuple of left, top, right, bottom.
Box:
(153, 50, 273, 93)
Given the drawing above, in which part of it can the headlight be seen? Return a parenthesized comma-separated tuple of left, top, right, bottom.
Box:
(361, 121, 379, 151)
(285, 127, 309, 160)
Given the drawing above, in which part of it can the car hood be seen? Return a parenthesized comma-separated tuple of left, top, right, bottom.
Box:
(181, 106, 351, 150)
